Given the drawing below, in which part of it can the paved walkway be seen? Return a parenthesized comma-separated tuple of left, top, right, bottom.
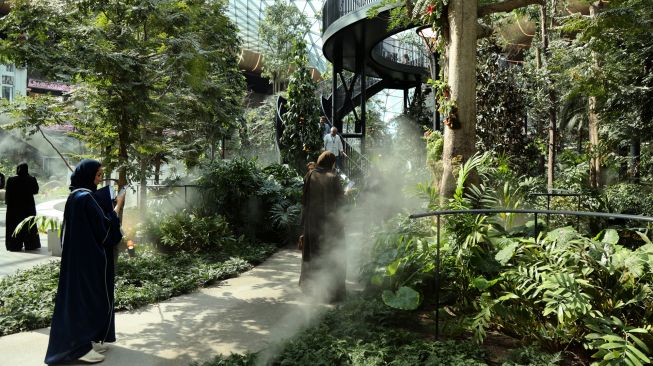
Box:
(0, 248, 334, 365)
(0, 199, 66, 278)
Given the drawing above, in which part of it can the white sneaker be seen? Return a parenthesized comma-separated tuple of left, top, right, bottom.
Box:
(78, 349, 105, 363)
(92, 341, 109, 353)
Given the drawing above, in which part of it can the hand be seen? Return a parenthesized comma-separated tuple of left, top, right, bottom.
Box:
(114, 189, 126, 212)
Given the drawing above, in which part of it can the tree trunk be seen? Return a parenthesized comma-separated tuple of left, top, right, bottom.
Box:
(630, 136, 641, 183)
(534, 29, 545, 175)
(139, 156, 148, 217)
(117, 123, 129, 220)
(577, 122, 583, 154)
(588, 2, 602, 189)
(439, 0, 478, 198)
(104, 146, 113, 182)
(539, 3, 557, 191)
(154, 154, 161, 185)
(546, 92, 557, 191)
(588, 96, 601, 188)
(618, 144, 628, 180)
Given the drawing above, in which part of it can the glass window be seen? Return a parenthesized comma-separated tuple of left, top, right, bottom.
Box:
(5, 64, 14, 72)
(2, 75, 14, 85)
(2, 86, 13, 101)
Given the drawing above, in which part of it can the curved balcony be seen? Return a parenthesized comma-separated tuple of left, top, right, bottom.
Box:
(320, 0, 428, 83)
(371, 34, 429, 70)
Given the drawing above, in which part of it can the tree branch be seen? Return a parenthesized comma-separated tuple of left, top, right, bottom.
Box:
(38, 126, 74, 172)
(478, 0, 545, 17)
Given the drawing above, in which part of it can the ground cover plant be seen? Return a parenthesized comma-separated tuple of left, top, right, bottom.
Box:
(190, 296, 561, 366)
(0, 158, 301, 337)
(0, 241, 275, 337)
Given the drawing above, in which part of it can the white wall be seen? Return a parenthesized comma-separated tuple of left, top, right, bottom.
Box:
(0, 64, 27, 102)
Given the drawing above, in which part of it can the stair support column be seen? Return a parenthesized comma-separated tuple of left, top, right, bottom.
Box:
(332, 38, 343, 132)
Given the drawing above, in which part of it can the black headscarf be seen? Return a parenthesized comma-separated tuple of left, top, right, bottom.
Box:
(70, 159, 101, 192)
(16, 163, 29, 176)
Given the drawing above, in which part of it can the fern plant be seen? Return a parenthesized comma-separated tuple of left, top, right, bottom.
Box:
(14, 215, 62, 236)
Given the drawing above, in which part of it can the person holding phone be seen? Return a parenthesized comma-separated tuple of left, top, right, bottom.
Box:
(45, 159, 124, 365)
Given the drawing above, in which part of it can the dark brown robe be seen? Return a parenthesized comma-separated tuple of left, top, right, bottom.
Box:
(299, 165, 345, 301)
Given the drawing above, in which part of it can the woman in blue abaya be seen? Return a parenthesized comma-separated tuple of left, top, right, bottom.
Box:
(45, 159, 124, 365)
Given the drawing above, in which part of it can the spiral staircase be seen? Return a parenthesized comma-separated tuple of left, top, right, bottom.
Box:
(276, 0, 430, 181)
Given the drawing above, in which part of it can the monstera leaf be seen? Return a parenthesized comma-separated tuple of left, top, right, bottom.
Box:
(382, 286, 421, 310)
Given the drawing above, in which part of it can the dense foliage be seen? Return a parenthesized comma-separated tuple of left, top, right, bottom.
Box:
(476, 40, 537, 176)
(362, 151, 653, 364)
(197, 159, 303, 243)
(144, 211, 237, 253)
(258, 0, 310, 94)
(278, 40, 322, 174)
(0, 0, 245, 183)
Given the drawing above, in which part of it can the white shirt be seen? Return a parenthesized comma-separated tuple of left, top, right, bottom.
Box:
(323, 133, 343, 156)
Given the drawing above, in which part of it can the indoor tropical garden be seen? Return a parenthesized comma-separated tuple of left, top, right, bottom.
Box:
(0, 0, 651, 365)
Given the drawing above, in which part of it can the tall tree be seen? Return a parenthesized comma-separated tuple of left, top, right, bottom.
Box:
(388, 0, 543, 197)
(556, 0, 653, 185)
(258, 0, 310, 94)
(0, 0, 244, 210)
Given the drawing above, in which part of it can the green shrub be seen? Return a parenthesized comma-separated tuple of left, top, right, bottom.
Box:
(603, 183, 653, 216)
(0, 261, 60, 335)
(197, 158, 303, 242)
(156, 211, 237, 253)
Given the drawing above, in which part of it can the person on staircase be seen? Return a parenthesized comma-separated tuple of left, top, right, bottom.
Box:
(323, 126, 347, 172)
(319, 116, 331, 136)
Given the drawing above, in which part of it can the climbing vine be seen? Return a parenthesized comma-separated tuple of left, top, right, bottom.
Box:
(430, 77, 459, 129)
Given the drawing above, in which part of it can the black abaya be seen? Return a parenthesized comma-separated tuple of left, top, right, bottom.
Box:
(5, 163, 40, 251)
(44, 188, 122, 365)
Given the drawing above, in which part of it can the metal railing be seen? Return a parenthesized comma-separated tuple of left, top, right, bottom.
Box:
(372, 39, 429, 68)
(322, 0, 379, 34)
(323, 119, 371, 182)
(134, 184, 204, 208)
(529, 191, 584, 227)
(322, 73, 383, 113)
(408, 208, 653, 339)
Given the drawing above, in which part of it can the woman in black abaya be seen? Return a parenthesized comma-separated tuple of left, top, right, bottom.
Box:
(45, 159, 124, 365)
(5, 163, 40, 251)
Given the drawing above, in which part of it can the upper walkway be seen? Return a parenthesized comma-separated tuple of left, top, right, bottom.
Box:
(321, 0, 428, 86)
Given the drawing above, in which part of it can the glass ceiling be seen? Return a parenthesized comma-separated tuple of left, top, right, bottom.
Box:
(227, 0, 328, 72)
